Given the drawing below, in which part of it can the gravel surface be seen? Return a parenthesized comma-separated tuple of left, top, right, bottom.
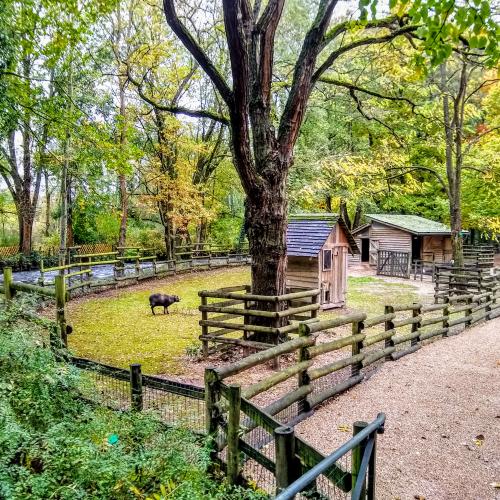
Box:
(295, 317, 500, 500)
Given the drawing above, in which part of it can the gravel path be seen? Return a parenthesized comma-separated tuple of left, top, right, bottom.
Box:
(295, 317, 500, 500)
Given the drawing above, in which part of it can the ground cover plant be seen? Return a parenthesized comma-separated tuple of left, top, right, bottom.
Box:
(68, 267, 428, 375)
(0, 298, 263, 500)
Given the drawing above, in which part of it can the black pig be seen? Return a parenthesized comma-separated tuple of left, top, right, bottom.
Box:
(149, 293, 180, 315)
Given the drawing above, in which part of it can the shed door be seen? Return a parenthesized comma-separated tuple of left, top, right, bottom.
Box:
(369, 240, 379, 265)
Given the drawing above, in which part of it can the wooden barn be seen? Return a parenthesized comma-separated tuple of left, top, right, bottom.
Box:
(349, 214, 452, 269)
(286, 214, 359, 309)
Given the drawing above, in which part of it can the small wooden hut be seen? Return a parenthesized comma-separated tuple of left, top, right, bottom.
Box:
(286, 214, 359, 309)
(349, 214, 453, 269)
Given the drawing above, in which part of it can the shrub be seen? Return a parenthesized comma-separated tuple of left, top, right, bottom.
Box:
(0, 303, 263, 500)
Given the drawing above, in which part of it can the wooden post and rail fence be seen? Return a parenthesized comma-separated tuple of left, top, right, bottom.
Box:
(35, 245, 250, 294)
(1, 266, 68, 347)
(2, 260, 499, 498)
(199, 286, 320, 356)
(201, 275, 499, 495)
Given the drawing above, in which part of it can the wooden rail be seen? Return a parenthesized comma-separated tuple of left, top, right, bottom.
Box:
(199, 286, 319, 356)
(202, 274, 499, 494)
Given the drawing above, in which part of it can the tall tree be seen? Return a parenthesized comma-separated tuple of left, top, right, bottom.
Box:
(163, 1, 421, 298)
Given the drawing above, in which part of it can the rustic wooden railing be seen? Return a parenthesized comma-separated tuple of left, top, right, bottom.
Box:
(198, 286, 319, 356)
(463, 245, 495, 268)
(200, 276, 499, 495)
(34, 247, 250, 295)
(434, 265, 497, 302)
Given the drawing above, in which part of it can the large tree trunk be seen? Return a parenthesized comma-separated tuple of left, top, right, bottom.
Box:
(246, 190, 287, 297)
(19, 206, 34, 255)
(158, 200, 174, 260)
(244, 173, 288, 343)
(246, 159, 288, 291)
(441, 62, 465, 268)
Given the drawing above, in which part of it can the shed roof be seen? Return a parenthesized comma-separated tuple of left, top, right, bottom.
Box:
(287, 214, 359, 257)
(366, 214, 451, 235)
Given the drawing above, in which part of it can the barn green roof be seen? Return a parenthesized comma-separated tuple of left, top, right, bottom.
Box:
(366, 214, 452, 235)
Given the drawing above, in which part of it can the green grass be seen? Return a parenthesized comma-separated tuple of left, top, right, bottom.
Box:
(68, 267, 429, 375)
(344, 276, 425, 316)
(68, 267, 252, 374)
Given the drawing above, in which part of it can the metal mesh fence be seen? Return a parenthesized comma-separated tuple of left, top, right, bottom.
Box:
(239, 412, 277, 495)
(70, 358, 206, 433)
(77, 368, 131, 411)
(142, 378, 205, 433)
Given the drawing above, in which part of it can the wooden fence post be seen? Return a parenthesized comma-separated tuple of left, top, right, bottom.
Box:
(465, 296, 473, 327)
(351, 319, 364, 377)
(411, 304, 421, 347)
(442, 297, 450, 337)
(434, 268, 440, 303)
(130, 363, 143, 411)
(226, 384, 241, 485)
(204, 367, 221, 462)
(352, 421, 368, 499)
(297, 323, 312, 414)
(275, 426, 297, 494)
(485, 292, 492, 321)
(135, 257, 140, 282)
(384, 305, 394, 361)
(201, 293, 209, 357)
(311, 291, 319, 320)
(55, 275, 67, 347)
(3, 267, 13, 303)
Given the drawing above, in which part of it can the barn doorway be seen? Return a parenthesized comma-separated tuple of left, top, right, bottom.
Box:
(412, 236, 422, 262)
(361, 238, 370, 262)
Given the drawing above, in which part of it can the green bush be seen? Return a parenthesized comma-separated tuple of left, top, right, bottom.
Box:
(0, 302, 264, 500)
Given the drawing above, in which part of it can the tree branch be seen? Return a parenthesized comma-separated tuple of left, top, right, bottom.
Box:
(348, 89, 405, 146)
(385, 165, 449, 195)
(319, 76, 416, 110)
(163, 0, 234, 107)
(221, 0, 263, 196)
(278, 0, 339, 154)
(313, 24, 418, 83)
(126, 67, 229, 125)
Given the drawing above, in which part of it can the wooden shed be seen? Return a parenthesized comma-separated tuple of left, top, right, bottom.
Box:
(286, 214, 359, 309)
(349, 214, 452, 268)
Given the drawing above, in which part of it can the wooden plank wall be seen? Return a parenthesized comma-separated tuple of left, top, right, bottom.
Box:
(370, 222, 411, 266)
(422, 236, 452, 263)
(286, 256, 318, 290)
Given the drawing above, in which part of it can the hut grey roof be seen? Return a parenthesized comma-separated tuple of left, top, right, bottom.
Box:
(366, 214, 452, 235)
(287, 214, 359, 257)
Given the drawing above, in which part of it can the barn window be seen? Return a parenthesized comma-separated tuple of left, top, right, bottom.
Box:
(323, 249, 332, 270)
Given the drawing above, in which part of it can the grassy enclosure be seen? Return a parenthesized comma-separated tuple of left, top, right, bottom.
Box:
(68, 267, 430, 375)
